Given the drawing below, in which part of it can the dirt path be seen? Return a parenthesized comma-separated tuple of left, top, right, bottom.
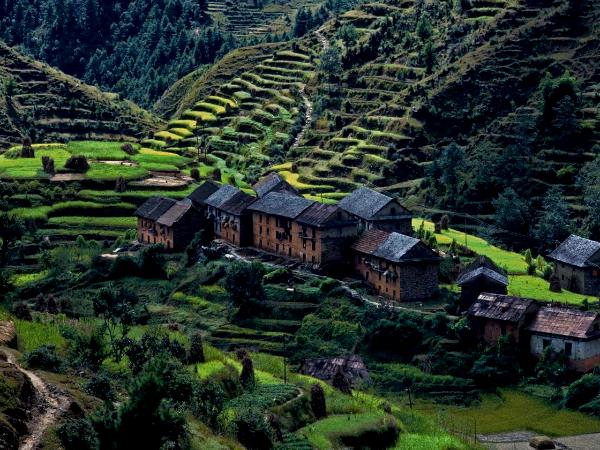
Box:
(481, 431, 600, 450)
(0, 334, 70, 450)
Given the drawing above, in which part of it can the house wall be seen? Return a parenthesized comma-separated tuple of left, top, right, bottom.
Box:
(291, 221, 357, 265)
(482, 320, 520, 345)
(209, 206, 243, 246)
(554, 262, 600, 296)
(251, 212, 294, 257)
(354, 253, 439, 301)
(460, 280, 507, 312)
(369, 202, 413, 236)
(530, 334, 600, 372)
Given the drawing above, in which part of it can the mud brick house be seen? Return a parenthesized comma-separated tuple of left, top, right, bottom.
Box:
(299, 355, 369, 386)
(467, 293, 539, 345)
(352, 229, 440, 301)
(205, 184, 256, 246)
(547, 235, 600, 296)
(339, 187, 413, 235)
(291, 202, 358, 267)
(134, 196, 176, 246)
(457, 256, 508, 312)
(527, 306, 600, 372)
(247, 191, 314, 258)
(252, 172, 300, 198)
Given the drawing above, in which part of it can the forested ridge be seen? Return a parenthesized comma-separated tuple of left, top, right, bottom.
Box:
(0, 0, 238, 108)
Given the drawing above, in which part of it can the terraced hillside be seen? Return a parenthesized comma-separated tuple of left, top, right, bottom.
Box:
(149, 37, 323, 193)
(0, 42, 159, 148)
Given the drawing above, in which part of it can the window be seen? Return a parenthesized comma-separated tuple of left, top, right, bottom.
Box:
(391, 207, 396, 215)
(288, 248, 292, 257)
(565, 342, 573, 356)
(312, 256, 315, 263)
(259, 214, 262, 223)
(312, 241, 316, 251)
(267, 228, 270, 236)
(543, 339, 550, 349)
(276, 244, 279, 252)
(259, 226, 263, 234)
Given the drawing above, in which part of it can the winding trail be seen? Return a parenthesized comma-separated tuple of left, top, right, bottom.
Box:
(0, 322, 69, 450)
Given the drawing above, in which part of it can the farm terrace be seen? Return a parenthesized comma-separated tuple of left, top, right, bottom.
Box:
(134, 174, 441, 302)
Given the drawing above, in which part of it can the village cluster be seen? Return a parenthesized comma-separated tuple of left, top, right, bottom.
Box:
(135, 174, 600, 372)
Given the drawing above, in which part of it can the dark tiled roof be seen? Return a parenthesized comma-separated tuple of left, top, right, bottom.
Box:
(247, 191, 314, 219)
(219, 191, 256, 215)
(339, 187, 408, 220)
(205, 184, 240, 209)
(548, 235, 600, 268)
(457, 256, 508, 286)
(373, 232, 435, 263)
(352, 229, 390, 255)
(299, 355, 369, 384)
(296, 203, 347, 227)
(253, 172, 300, 198)
(527, 306, 600, 339)
(187, 180, 220, 206)
(134, 197, 177, 220)
(468, 293, 536, 323)
(157, 199, 193, 227)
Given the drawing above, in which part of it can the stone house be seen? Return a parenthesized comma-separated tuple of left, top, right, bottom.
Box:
(134, 196, 176, 246)
(154, 199, 203, 251)
(247, 191, 314, 258)
(527, 306, 600, 372)
(352, 229, 440, 301)
(547, 235, 600, 296)
(457, 256, 508, 312)
(252, 172, 299, 198)
(339, 187, 413, 235)
(187, 180, 220, 210)
(205, 184, 256, 246)
(467, 293, 539, 345)
(291, 202, 358, 267)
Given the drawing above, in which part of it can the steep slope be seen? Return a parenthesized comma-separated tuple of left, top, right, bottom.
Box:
(0, 42, 160, 148)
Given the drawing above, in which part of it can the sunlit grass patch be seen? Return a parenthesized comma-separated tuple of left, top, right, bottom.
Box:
(508, 275, 591, 305)
(66, 141, 132, 160)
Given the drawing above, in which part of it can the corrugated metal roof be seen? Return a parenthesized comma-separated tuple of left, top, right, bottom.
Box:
(351, 229, 390, 255)
(247, 191, 314, 219)
(187, 180, 220, 206)
(468, 293, 536, 323)
(252, 172, 300, 198)
(205, 184, 240, 209)
(219, 191, 256, 215)
(527, 306, 600, 339)
(296, 203, 346, 227)
(157, 199, 193, 227)
(547, 235, 600, 268)
(134, 197, 177, 221)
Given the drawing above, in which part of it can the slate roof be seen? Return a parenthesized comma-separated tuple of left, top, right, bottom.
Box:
(339, 187, 409, 220)
(296, 203, 349, 227)
(157, 199, 193, 227)
(187, 180, 220, 206)
(205, 184, 240, 209)
(547, 235, 600, 268)
(457, 256, 508, 287)
(299, 355, 369, 384)
(247, 191, 314, 219)
(219, 191, 256, 215)
(352, 230, 438, 263)
(252, 172, 299, 198)
(134, 197, 177, 221)
(527, 306, 600, 340)
(468, 293, 536, 323)
(352, 229, 390, 255)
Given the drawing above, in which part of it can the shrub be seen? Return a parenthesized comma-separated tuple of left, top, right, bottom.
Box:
(137, 245, 165, 278)
(310, 384, 327, 419)
(64, 155, 90, 172)
(85, 373, 115, 402)
(263, 268, 292, 285)
(12, 302, 32, 320)
(42, 156, 55, 174)
(332, 366, 352, 394)
(115, 177, 126, 193)
(121, 143, 137, 155)
(21, 138, 35, 158)
(57, 418, 99, 450)
(190, 168, 200, 181)
(563, 374, 600, 409)
(25, 345, 64, 372)
(226, 407, 274, 450)
(224, 261, 266, 307)
(240, 356, 255, 390)
(188, 331, 205, 364)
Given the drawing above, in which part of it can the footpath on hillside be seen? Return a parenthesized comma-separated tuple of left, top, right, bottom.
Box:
(0, 320, 70, 450)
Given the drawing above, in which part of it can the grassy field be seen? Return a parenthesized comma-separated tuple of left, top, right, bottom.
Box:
(416, 389, 600, 437)
(508, 275, 593, 304)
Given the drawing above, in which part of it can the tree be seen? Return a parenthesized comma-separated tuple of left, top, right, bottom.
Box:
(4, 77, 17, 98)
(115, 177, 126, 193)
(535, 186, 570, 247)
(57, 418, 100, 450)
(310, 384, 327, 418)
(240, 356, 256, 390)
(137, 245, 165, 278)
(337, 24, 358, 48)
(64, 155, 89, 172)
(332, 366, 352, 394)
(493, 188, 530, 235)
(415, 16, 432, 40)
(318, 45, 343, 81)
(188, 331, 205, 364)
(93, 286, 140, 361)
(42, 156, 55, 174)
(224, 261, 266, 307)
(20, 137, 35, 158)
(0, 212, 24, 265)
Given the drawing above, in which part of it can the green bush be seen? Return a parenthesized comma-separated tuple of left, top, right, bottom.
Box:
(25, 345, 64, 372)
(563, 374, 600, 409)
(57, 418, 99, 450)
